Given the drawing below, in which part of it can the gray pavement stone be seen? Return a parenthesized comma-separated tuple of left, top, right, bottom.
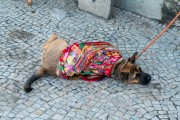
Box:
(0, 0, 180, 119)
(151, 117, 159, 120)
(52, 114, 64, 120)
(114, 111, 124, 118)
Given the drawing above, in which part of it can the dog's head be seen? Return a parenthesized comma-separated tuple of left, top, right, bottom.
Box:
(116, 52, 151, 85)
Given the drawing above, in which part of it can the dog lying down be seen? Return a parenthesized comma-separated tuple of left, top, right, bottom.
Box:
(24, 34, 151, 92)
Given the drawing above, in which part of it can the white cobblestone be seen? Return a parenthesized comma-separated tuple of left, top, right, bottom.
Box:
(0, 0, 180, 119)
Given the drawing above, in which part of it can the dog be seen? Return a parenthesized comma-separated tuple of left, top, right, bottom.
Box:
(24, 34, 151, 92)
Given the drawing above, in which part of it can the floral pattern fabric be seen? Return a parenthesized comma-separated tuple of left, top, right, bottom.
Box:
(56, 42, 122, 81)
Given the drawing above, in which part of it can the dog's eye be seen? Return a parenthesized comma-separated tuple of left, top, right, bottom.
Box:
(120, 72, 129, 81)
(125, 73, 129, 79)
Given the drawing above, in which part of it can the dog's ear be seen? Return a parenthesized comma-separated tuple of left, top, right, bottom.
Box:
(128, 52, 138, 64)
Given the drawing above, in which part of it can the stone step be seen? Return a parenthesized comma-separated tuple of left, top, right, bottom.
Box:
(78, 0, 114, 19)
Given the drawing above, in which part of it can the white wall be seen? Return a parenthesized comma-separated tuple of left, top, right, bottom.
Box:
(115, 0, 180, 26)
(115, 0, 164, 20)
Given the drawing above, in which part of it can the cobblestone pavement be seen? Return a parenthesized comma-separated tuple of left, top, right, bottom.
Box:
(0, 0, 180, 120)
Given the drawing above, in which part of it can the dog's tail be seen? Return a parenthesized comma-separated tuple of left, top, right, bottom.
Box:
(24, 66, 45, 93)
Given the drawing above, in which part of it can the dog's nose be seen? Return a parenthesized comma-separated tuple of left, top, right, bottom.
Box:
(140, 74, 151, 85)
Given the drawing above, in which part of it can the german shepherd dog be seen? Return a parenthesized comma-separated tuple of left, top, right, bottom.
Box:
(24, 34, 151, 92)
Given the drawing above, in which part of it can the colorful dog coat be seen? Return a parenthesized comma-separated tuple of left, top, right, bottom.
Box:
(56, 42, 122, 81)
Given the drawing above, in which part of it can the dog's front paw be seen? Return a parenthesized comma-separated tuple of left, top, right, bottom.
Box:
(24, 86, 33, 93)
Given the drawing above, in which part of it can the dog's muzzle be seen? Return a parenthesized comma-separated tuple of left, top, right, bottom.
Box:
(139, 72, 151, 85)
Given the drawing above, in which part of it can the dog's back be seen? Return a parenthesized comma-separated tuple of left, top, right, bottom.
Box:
(42, 36, 67, 76)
